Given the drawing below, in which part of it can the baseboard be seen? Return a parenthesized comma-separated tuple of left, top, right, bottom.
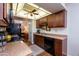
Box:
(63, 52, 67, 56)
(63, 52, 72, 56)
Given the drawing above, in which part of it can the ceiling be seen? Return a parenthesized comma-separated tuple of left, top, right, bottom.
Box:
(13, 3, 51, 20)
(35, 3, 65, 14)
(13, 3, 65, 20)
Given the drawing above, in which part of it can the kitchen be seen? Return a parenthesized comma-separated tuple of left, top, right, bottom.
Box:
(32, 3, 67, 56)
(27, 3, 67, 55)
(0, 3, 67, 56)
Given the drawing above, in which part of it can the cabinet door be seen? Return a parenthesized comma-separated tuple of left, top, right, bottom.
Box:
(39, 17, 47, 26)
(0, 3, 3, 19)
(48, 14, 56, 28)
(36, 17, 47, 28)
(55, 39, 62, 56)
(36, 20, 40, 28)
(34, 35, 44, 48)
(55, 10, 65, 27)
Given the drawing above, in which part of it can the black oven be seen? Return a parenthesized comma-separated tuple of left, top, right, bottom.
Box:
(44, 37, 55, 55)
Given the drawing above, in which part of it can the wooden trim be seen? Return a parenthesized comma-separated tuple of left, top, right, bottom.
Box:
(0, 3, 8, 27)
(3, 3, 8, 24)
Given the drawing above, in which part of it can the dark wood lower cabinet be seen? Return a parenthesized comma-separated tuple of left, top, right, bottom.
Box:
(34, 35, 44, 48)
(22, 33, 29, 42)
(55, 39, 62, 56)
(34, 34, 66, 56)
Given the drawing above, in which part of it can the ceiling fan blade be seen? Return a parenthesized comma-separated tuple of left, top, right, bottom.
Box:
(31, 9, 37, 13)
(33, 13, 39, 15)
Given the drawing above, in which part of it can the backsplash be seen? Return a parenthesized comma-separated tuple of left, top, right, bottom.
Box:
(39, 28, 67, 35)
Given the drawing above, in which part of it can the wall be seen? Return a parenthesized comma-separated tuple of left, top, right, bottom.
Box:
(66, 3, 79, 56)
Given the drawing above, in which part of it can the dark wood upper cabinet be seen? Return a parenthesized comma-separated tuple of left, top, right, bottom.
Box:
(39, 17, 47, 26)
(0, 3, 3, 19)
(36, 10, 66, 28)
(36, 20, 40, 28)
(36, 17, 47, 28)
(48, 10, 66, 28)
(55, 10, 65, 27)
(48, 14, 56, 28)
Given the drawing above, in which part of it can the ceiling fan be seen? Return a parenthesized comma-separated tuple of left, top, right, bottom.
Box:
(23, 3, 39, 16)
(24, 9, 39, 16)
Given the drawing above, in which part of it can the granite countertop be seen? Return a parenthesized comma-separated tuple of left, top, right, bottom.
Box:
(34, 33, 67, 40)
